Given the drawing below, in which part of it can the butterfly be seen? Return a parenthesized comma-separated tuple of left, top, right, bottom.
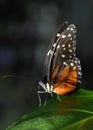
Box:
(38, 21, 82, 100)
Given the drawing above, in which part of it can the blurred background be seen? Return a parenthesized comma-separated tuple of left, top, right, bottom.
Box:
(0, 0, 93, 129)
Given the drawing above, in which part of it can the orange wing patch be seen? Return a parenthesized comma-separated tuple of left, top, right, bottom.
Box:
(51, 65, 70, 83)
(51, 64, 61, 82)
(52, 66, 78, 95)
(66, 66, 77, 84)
(55, 65, 70, 83)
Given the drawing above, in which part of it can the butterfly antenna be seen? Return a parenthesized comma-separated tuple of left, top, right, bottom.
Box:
(1, 75, 17, 78)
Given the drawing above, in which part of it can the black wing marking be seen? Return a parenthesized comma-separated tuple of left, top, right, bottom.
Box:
(44, 22, 77, 82)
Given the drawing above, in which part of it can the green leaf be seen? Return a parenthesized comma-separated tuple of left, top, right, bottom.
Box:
(6, 89, 93, 130)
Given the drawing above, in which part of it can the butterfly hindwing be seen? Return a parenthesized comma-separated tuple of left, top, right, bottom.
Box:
(52, 58, 82, 95)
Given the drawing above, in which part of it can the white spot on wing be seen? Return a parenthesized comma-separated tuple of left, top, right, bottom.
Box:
(70, 38, 72, 40)
(47, 50, 53, 56)
(73, 46, 76, 50)
(70, 62, 74, 66)
(73, 41, 75, 43)
(77, 60, 80, 64)
(78, 71, 82, 76)
(67, 27, 70, 30)
(53, 43, 56, 47)
(63, 47, 66, 51)
(57, 45, 60, 49)
(69, 49, 72, 53)
(47, 50, 51, 56)
(62, 35, 66, 38)
(50, 51, 53, 54)
(70, 27, 74, 31)
(62, 44, 65, 47)
(63, 62, 67, 66)
(62, 54, 66, 58)
(78, 80, 81, 83)
(78, 66, 81, 71)
(70, 56, 72, 58)
(56, 33, 61, 37)
(68, 34, 71, 37)
(75, 60, 78, 64)
(68, 44, 71, 48)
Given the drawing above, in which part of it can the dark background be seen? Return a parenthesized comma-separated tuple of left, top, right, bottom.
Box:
(0, 0, 93, 129)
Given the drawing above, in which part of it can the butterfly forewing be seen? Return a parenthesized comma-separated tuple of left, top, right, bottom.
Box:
(46, 23, 77, 82)
(44, 21, 69, 81)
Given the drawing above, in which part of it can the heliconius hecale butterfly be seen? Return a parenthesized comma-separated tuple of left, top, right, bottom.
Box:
(38, 21, 82, 104)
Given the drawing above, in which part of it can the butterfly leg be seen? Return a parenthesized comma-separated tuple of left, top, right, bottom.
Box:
(44, 93, 48, 106)
(50, 92, 53, 98)
(57, 94, 62, 102)
(37, 91, 42, 106)
(38, 90, 49, 106)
